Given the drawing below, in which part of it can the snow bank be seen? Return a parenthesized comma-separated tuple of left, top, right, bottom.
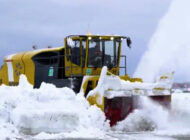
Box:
(0, 75, 109, 139)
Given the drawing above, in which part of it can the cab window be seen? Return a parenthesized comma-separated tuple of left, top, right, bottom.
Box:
(70, 40, 80, 66)
(88, 38, 120, 68)
(88, 39, 103, 67)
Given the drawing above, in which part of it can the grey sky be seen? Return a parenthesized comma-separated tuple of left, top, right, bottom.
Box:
(0, 0, 171, 76)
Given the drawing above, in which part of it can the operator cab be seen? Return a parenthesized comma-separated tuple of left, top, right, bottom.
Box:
(88, 36, 119, 68)
(65, 35, 131, 77)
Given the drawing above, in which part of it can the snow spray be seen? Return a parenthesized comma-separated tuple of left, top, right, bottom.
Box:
(134, 0, 190, 82)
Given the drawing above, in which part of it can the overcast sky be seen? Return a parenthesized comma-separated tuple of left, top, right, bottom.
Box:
(0, 0, 171, 76)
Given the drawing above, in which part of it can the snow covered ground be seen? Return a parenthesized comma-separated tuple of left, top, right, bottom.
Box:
(1, 75, 190, 140)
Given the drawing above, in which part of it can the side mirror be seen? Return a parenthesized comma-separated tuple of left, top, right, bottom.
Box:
(126, 37, 132, 48)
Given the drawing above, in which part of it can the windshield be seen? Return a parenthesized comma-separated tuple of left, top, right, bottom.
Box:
(88, 39, 120, 68)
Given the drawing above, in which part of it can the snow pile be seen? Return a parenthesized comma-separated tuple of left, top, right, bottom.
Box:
(134, 0, 190, 82)
(0, 75, 109, 139)
(0, 122, 20, 140)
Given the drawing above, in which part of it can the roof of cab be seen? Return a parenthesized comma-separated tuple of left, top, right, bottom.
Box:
(4, 46, 64, 61)
(66, 34, 127, 39)
(23, 46, 64, 59)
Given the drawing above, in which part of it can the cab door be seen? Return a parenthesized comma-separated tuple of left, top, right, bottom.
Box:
(65, 37, 86, 76)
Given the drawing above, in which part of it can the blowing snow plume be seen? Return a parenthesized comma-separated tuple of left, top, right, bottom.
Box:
(114, 94, 190, 137)
(134, 0, 190, 82)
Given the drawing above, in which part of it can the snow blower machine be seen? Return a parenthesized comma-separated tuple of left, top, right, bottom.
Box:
(0, 35, 172, 126)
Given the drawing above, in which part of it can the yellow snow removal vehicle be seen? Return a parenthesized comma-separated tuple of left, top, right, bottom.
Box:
(0, 35, 172, 126)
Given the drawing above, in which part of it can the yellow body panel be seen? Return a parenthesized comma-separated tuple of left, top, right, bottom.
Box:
(87, 95, 104, 111)
(22, 47, 64, 85)
(0, 47, 64, 86)
(11, 53, 25, 84)
(0, 63, 9, 85)
(22, 52, 35, 85)
(80, 76, 104, 110)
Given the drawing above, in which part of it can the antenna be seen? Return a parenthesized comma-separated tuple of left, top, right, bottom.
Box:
(32, 45, 37, 50)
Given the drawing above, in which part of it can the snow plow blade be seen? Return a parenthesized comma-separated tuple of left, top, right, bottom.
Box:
(86, 67, 173, 126)
(104, 95, 171, 126)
